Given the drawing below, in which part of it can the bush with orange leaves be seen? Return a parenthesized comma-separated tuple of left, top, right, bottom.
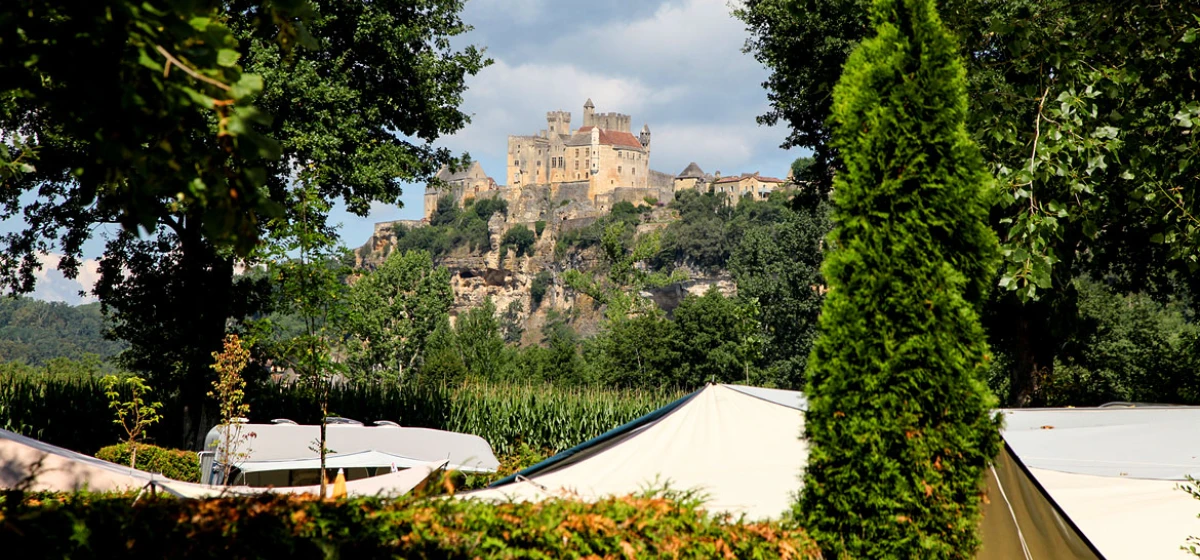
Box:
(0, 489, 821, 559)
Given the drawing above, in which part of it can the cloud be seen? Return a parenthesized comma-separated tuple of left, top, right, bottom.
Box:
(26, 253, 101, 305)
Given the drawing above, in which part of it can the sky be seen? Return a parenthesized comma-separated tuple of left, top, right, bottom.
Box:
(17, 0, 803, 305)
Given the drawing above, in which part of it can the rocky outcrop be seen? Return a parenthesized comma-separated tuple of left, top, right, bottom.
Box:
(353, 199, 730, 344)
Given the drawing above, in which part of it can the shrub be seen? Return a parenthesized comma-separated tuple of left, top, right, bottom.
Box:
(95, 443, 200, 482)
(501, 225, 536, 257)
(530, 271, 553, 310)
(797, 0, 1001, 558)
(534, 219, 546, 237)
(0, 492, 820, 559)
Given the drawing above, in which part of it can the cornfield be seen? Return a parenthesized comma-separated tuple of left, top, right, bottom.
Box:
(0, 372, 686, 455)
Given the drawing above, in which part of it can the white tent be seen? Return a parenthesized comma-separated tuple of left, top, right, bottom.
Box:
(463, 384, 1200, 559)
(204, 422, 499, 486)
(154, 459, 448, 499)
(0, 428, 446, 499)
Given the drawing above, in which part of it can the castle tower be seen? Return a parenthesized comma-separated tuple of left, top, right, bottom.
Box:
(583, 98, 595, 128)
(547, 110, 571, 136)
(589, 126, 600, 175)
(639, 124, 651, 149)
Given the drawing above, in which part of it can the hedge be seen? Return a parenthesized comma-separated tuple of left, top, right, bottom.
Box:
(94, 443, 201, 482)
(0, 373, 683, 455)
(0, 491, 822, 559)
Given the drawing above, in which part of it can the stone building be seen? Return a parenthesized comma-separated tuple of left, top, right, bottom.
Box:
(506, 99, 656, 205)
(673, 162, 712, 192)
(423, 160, 499, 220)
(711, 172, 787, 203)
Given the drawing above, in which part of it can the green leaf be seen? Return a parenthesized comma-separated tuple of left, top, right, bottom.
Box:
(217, 49, 241, 67)
(230, 73, 263, 100)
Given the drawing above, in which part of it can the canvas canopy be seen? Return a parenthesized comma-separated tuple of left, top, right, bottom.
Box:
(0, 427, 447, 499)
(0, 427, 165, 493)
(464, 384, 1200, 559)
(204, 423, 499, 478)
(154, 459, 448, 499)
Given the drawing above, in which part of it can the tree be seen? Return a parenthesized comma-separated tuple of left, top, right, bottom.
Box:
(738, 0, 1200, 405)
(344, 249, 453, 382)
(797, 0, 1001, 557)
(207, 334, 254, 485)
(100, 374, 163, 470)
(502, 225, 536, 258)
(261, 183, 349, 498)
(499, 301, 525, 345)
(789, 156, 818, 184)
(453, 298, 507, 382)
(671, 288, 763, 386)
(729, 199, 831, 388)
(2, 0, 489, 445)
(0, 1, 306, 256)
(414, 316, 467, 388)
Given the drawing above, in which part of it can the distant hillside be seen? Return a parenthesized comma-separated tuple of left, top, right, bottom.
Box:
(0, 298, 126, 365)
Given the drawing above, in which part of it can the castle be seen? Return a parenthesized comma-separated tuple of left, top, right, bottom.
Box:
(424, 99, 792, 220)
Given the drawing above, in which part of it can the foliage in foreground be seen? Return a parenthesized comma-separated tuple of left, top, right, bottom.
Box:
(94, 443, 200, 483)
(798, 0, 1001, 557)
(0, 491, 821, 559)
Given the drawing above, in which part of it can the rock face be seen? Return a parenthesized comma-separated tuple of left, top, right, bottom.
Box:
(353, 208, 734, 343)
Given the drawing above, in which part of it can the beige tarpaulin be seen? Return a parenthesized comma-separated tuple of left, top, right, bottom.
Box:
(461, 384, 808, 519)
(0, 427, 164, 493)
(461, 385, 1119, 558)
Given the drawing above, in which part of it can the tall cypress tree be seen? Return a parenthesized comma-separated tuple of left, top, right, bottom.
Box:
(796, 0, 1001, 558)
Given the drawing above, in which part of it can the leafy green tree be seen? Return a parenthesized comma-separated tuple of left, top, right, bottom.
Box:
(502, 225, 537, 258)
(655, 190, 733, 272)
(2, 0, 489, 444)
(738, 0, 1200, 405)
(565, 222, 685, 321)
(729, 199, 831, 388)
(453, 298, 507, 382)
(344, 249, 453, 382)
(529, 271, 553, 311)
(525, 310, 589, 385)
(585, 312, 679, 390)
(797, 0, 1001, 557)
(0, 1, 307, 255)
(671, 288, 763, 386)
(789, 156, 818, 184)
(1040, 276, 1200, 406)
(261, 183, 349, 497)
(414, 316, 467, 388)
(499, 301, 525, 345)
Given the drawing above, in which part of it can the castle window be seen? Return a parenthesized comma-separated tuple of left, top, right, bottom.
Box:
(618, 166, 622, 173)
(574, 160, 579, 170)
(632, 168, 636, 175)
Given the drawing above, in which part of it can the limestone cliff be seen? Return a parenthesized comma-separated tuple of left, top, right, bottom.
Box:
(353, 207, 733, 344)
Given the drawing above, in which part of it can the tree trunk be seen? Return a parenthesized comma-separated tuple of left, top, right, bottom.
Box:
(177, 221, 235, 450)
(999, 296, 1057, 407)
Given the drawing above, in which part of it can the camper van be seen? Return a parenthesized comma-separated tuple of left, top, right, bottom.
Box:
(200, 418, 499, 487)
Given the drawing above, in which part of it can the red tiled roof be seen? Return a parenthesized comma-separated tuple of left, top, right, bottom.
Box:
(714, 176, 741, 184)
(576, 126, 645, 150)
